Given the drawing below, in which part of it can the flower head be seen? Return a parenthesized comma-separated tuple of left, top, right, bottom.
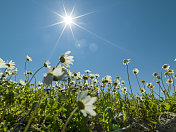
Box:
(19, 80, 26, 86)
(166, 79, 173, 84)
(123, 59, 130, 65)
(140, 88, 146, 94)
(43, 65, 68, 86)
(121, 87, 127, 94)
(133, 68, 139, 75)
(59, 51, 74, 67)
(104, 75, 112, 84)
(85, 70, 91, 74)
(44, 60, 51, 69)
(0, 58, 6, 68)
(153, 72, 158, 77)
(77, 90, 97, 117)
(6, 60, 15, 69)
(162, 64, 170, 70)
(26, 55, 32, 61)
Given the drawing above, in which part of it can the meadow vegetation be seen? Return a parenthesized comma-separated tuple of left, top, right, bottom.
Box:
(0, 52, 176, 131)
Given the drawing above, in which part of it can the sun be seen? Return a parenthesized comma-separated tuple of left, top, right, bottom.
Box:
(64, 15, 73, 25)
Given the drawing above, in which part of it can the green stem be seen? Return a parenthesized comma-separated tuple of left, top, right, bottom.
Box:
(61, 107, 78, 132)
(28, 66, 44, 84)
(135, 74, 141, 89)
(126, 65, 133, 95)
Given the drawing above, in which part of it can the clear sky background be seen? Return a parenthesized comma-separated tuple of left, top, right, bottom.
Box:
(0, 0, 176, 95)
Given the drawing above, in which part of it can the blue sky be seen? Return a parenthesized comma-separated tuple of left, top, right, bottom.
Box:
(0, 0, 176, 95)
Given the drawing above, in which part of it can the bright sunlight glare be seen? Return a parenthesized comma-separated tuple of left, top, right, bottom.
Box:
(64, 16, 73, 25)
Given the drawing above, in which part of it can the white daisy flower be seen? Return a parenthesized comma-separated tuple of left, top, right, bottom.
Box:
(77, 90, 97, 117)
(113, 79, 120, 86)
(85, 70, 91, 74)
(123, 59, 131, 65)
(12, 68, 18, 76)
(43, 65, 68, 86)
(121, 80, 125, 85)
(121, 87, 127, 94)
(43, 72, 53, 86)
(53, 65, 68, 81)
(174, 58, 176, 61)
(162, 64, 170, 70)
(140, 88, 146, 94)
(44, 60, 51, 69)
(19, 80, 26, 86)
(89, 74, 95, 79)
(0, 58, 6, 68)
(166, 79, 173, 84)
(6, 60, 15, 70)
(59, 51, 74, 67)
(104, 75, 112, 84)
(95, 74, 99, 78)
(26, 55, 32, 61)
(133, 68, 139, 74)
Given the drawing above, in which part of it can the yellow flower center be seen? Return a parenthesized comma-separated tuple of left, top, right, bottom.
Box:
(77, 101, 85, 110)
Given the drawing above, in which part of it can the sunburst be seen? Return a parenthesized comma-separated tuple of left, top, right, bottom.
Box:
(48, 2, 93, 43)
(47, 1, 127, 58)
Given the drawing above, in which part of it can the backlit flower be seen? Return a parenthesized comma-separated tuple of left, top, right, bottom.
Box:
(104, 75, 112, 84)
(59, 51, 74, 67)
(85, 70, 91, 74)
(162, 64, 170, 70)
(6, 60, 15, 70)
(140, 88, 146, 94)
(166, 79, 173, 84)
(77, 90, 97, 117)
(153, 72, 158, 77)
(133, 68, 139, 74)
(121, 87, 127, 94)
(44, 60, 51, 69)
(26, 55, 32, 61)
(123, 59, 130, 65)
(0, 58, 6, 68)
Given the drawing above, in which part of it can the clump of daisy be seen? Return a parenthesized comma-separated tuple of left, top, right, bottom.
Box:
(26, 55, 32, 61)
(133, 68, 139, 74)
(59, 51, 74, 68)
(162, 64, 170, 70)
(123, 59, 130, 65)
(146, 83, 154, 89)
(77, 90, 97, 117)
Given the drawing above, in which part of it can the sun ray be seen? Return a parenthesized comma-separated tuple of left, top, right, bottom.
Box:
(62, 0, 68, 16)
(69, 25, 76, 42)
(45, 21, 65, 28)
(72, 22, 127, 51)
(70, 1, 76, 16)
(56, 24, 67, 43)
(51, 10, 64, 18)
(72, 11, 95, 20)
